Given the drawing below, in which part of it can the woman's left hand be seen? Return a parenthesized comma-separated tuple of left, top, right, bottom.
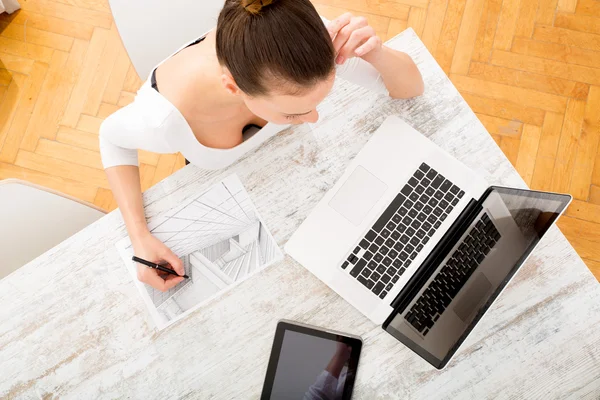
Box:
(326, 13, 383, 65)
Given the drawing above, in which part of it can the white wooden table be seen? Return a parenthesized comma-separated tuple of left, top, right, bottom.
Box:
(1, 30, 599, 399)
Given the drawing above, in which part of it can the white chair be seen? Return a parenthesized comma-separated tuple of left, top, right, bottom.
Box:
(0, 179, 106, 279)
(108, 0, 225, 79)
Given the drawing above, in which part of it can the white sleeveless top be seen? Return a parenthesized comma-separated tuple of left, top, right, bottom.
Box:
(99, 20, 389, 170)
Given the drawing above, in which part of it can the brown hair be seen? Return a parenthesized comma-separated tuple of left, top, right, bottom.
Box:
(216, 0, 335, 96)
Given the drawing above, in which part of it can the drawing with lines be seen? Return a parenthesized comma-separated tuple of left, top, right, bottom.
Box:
(116, 174, 283, 330)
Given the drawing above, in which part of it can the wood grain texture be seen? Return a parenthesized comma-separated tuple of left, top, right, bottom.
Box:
(1, 31, 599, 399)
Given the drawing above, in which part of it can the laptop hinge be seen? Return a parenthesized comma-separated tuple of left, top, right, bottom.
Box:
(383, 198, 483, 328)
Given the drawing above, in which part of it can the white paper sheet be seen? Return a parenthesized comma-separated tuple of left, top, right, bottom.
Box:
(116, 174, 283, 330)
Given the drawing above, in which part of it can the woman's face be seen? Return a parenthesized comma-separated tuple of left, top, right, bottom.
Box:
(235, 73, 336, 125)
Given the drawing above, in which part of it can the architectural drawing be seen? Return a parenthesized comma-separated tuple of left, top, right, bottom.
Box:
(116, 174, 282, 329)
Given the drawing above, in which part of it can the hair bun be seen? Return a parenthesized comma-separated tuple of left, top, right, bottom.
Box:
(241, 0, 278, 15)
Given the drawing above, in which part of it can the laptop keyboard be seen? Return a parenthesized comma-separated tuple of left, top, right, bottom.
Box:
(341, 163, 465, 299)
(404, 213, 501, 336)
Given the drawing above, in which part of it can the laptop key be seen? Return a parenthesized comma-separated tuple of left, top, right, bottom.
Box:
(364, 251, 373, 260)
(371, 271, 381, 281)
(372, 282, 385, 295)
(408, 209, 418, 218)
(382, 257, 392, 266)
(385, 238, 395, 247)
(392, 214, 402, 224)
(410, 237, 420, 247)
(368, 261, 377, 270)
(422, 221, 432, 231)
(380, 246, 390, 255)
(366, 280, 375, 289)
(406, 227, 416, 236)
(425, 187, 435, 196)
(365, 230, 377, 241)
(379, 290, 388, 299)
(440, 180, 452, 192)
(385, 282, 393, 291)
(357, 276, 369, 287)
(404, 200, 414, 209)
(393, 259, 402, 268)
(397, 224, 407, 233)
(386, 221, 396, 231)
(398, 207, 408, 216)
(348, 254, 358, 263)
(376, 265, 387, 274)
(444, 192, 454, 202)
(434, 191, 444, 200)
(415, 185, 425, 195)
(414, 201, 424, 211)
(392, 275, 399, 283)
(415, 169, 425, 179)
(380, 229, 391, 238)
(388, 249, 398, 259)
(409, 192, 420, 202)
(341, 261, 349, 269)
(439, 200, 449, 209)
(416, 230, 426, 239)
(426, 169, 437, 180)
(391, 231, 400, 240)
(359, 239, 369, 249)
(450, 185, 460, 195)
(423, 205, 433, 214)
(372, 193, 407, 232)
(369, 243, 379, 253)
(405, 243, 415, 253)
(427, 215, 437, 224)
(410, 252, 418, 260)
(375, 236, 384, 246)
(374, 253, 383, 262)
(419, 163, 430, 173)
(353, 246, 360, 254)
(417, 213, 427, 222)
(428, 197, 439, 207)
(400, 185, 412, 196)
(399, 251, 409, 261)
(458, 190, 465, 198)
(350, 259, 366, 277)
(411, 220, 421, 230)
(434, 221, 442, 229)
(408, 177, 419, 187)
(433, 207, 443, 217)
(432, 175, 444, 188)
(381, 274, 391, 284)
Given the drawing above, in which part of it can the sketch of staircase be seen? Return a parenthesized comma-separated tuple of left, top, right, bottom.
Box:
(217, 239, 262, 282)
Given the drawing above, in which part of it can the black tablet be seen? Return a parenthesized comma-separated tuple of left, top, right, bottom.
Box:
(261, 320, 363, 400)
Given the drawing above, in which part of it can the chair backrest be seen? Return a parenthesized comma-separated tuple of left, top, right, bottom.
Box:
(108, 0, 226, 79)
(0, 180, 106, 279)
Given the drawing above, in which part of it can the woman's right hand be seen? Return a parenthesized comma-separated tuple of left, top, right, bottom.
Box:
(132, 231, 185, 292)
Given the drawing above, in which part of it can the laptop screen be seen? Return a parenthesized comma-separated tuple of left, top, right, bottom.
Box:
(384, 187, 571, 369)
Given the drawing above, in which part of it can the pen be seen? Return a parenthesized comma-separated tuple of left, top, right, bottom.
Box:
(132, 256, 190, 279)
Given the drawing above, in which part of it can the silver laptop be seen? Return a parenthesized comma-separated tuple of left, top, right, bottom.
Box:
(285, 116, 571, 368)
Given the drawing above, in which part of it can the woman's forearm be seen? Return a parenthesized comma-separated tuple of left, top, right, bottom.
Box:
(105, 165, 149, 239)
(363, 46, 424, 99)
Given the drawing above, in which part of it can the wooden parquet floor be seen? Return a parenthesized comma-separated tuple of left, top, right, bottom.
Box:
(0, 0, 599, 279)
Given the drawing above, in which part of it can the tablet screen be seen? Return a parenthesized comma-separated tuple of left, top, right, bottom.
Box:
(261, 321, 362, 400)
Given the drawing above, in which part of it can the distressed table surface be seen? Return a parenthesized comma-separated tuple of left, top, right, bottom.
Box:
(2, 30, 599, 400)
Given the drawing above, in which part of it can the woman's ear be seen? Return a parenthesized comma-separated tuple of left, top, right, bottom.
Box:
(221, 71, 241, 96)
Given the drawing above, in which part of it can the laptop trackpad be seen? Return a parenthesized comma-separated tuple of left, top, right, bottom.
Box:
(453, 273, 492, 322)
(328, 166, 387, 226)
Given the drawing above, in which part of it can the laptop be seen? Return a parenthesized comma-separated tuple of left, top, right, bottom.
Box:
(285, 116, 571, 369)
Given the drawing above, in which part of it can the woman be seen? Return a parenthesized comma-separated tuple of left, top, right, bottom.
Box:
(100, 0, 424, 292)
